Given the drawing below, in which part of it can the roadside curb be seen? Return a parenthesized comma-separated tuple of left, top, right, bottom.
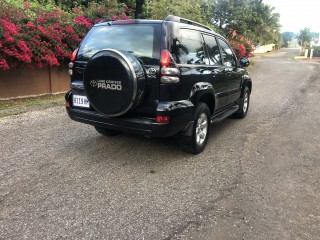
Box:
(293, 58, 320, 64)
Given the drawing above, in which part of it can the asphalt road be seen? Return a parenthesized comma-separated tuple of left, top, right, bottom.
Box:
(1, 48, 319, 239)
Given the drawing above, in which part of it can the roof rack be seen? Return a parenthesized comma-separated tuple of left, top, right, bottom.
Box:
(99, 19, 112, 23)
(164, 15, 212, 31)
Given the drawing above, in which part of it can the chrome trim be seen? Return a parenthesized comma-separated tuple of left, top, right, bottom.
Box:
(161, 76, 180, 83)
(68, 62, 74, 68)
(161, 67, 180, 75)
(71, 81, 84, 90)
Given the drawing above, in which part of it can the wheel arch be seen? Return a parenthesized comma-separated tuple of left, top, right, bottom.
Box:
(241, 76, 252, 96)
(189, 82, 216, 115)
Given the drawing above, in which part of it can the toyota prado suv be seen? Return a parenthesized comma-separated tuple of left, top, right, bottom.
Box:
(65, 15, 252, 154)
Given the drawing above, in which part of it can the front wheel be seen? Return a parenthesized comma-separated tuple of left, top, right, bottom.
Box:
(233, 86, 250, 119)
(180, 103, 210, 154)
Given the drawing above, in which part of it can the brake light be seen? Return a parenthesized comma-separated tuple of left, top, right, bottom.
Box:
(70, 48, 79, 62)
(69, 48, 79, 76)
(66, 100, 70, 108)
(160, 49, 180, 83)
(156, 115, 170, 123)
(160, 49, 171, 67)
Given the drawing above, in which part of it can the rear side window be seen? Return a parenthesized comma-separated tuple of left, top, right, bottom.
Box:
(203, 35, 221, 65)
(171, 29, 206, 65)
(77, 24, 161, 64)
(217, 38, 237, 67)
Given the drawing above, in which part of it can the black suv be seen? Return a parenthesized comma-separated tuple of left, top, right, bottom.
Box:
(65, 15, 252, 154)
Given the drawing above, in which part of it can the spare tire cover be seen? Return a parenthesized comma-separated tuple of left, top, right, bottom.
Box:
(84, 49, 146, 116)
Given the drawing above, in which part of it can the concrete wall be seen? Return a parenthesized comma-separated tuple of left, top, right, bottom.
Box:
(0, 67, 70, 99)
(253, 44, 276, 54)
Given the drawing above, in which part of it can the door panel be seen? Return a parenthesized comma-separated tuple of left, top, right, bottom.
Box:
(202, 34, 228, 111)
(164, 29, 208, 101)
(217, 38, 242, 105)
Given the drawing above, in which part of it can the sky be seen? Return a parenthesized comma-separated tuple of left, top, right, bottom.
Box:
(263, 0, 320, 33)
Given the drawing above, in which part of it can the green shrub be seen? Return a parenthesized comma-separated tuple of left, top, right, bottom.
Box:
(313, 46, 320, 57)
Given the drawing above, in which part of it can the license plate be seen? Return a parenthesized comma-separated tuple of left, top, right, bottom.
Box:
(73, 95, 90, 108)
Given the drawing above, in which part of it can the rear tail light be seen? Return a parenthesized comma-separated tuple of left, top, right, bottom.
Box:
(66, 100, 70, 108)
(160, 49, 180, 83)
(160, 76, 180, 84)
(160, 49, 171, 67)
(156, 115, 170, 123)
(70, 48, 79, 62)
(161, 67, 179, 75)
(69, 48, 79, 76)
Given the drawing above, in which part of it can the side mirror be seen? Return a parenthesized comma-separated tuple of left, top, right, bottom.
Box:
(240, 57, 250, 67)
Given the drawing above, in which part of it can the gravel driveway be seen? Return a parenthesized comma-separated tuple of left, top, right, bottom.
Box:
(1, 48, 319, 239)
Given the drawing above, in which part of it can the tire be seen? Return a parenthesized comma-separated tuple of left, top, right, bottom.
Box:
(233, 86, 250, 119)
(84, 49, 146, 117)
(94, 126, 121, 136)
(180, 103, 210, 154)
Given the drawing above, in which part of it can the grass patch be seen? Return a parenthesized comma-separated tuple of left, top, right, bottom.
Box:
(0, 93, 65, 111)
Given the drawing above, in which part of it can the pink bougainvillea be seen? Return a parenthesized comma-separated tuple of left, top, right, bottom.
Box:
(0, 59, 9, 70)
(230, 41, 246, 59)
(0, 0, 129, 70)
(227, 30, 254, 59)
(1, 19, 20, 36)
(74, 15, 92, 28)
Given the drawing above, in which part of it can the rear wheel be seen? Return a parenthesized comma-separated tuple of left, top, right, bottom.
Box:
(94, 126, 121, 136)
(180, 103, 210, 154)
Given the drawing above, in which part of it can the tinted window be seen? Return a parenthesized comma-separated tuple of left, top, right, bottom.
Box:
(77, 24, 160, 64)
(203, 35, 221, 65)
(171, 29, 206, 65)
(217, 38, 236, 67)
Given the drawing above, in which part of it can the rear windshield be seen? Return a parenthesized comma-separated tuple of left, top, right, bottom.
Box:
(77, 24, 161, 65)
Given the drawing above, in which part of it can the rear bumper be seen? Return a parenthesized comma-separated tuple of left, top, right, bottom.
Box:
(65, 92, 194, 138)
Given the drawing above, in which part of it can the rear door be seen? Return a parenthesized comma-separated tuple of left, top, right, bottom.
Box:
(217, 38, 242, 105)
(202, 34, 228, 111)
(165, 28, 208, 101)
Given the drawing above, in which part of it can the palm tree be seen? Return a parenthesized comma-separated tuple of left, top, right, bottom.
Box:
(255, 4, 281, 46)
(297, 28, 312, 47)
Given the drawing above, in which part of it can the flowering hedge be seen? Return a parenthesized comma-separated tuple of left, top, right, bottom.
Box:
(0, 0, 254, 71)
(0, 0, 129, 70)
(228, 30, 254, 59)
(230, 38, 254, 59)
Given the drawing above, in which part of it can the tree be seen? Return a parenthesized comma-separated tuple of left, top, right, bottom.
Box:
(118, 0, 147, 18)
(281, 32, 294, 47)
(297, 28, 312, 47)
(254, 4, 281, 46)
(210, 0, 281, 46)
(199, 0, 215, 26)
(150, 0, 203, 23)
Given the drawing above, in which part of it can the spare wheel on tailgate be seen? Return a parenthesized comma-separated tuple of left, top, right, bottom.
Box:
(84, 49, 146, 116)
